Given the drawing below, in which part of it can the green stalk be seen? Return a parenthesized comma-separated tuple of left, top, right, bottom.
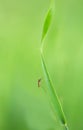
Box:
(40, 0, 69, 130)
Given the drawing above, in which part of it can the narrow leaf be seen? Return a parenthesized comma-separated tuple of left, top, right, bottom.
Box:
(41, 53, 67, 125)
(41, 8, 52, 42)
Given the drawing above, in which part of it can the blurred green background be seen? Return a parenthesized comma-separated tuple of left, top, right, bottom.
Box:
(0, 0, 83, 130)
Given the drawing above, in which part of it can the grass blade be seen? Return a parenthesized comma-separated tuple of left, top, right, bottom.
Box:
(40, 1, 69, 130)
(41, 8, 52, 43)
(41, 53, 66, 125)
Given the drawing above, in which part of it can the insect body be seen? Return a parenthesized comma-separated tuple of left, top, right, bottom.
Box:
(38, 78, 42, 87)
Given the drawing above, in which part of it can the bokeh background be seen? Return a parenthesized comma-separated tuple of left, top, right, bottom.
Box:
(0, 0, 83, 130)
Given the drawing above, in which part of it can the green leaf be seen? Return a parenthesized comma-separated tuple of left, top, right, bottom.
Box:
(41, 8, 52, 42)
(41, 53, 67, 126)
(40, 1, 69, 129)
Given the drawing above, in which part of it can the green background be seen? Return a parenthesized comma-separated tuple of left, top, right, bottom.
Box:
(0, 0, 83, 130)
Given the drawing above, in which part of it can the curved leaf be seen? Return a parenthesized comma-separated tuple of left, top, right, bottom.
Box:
(41, 8, 52, 42)
(41, 53, 67, 125)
